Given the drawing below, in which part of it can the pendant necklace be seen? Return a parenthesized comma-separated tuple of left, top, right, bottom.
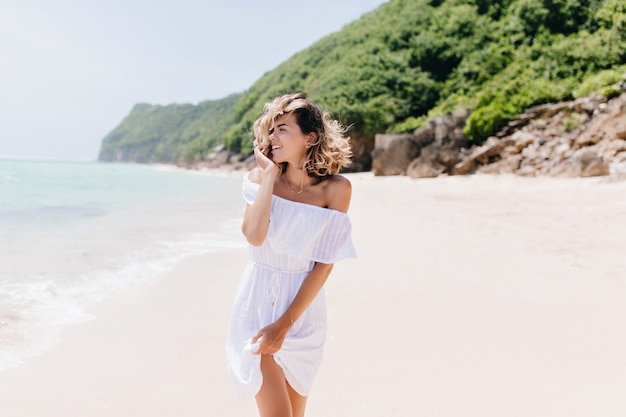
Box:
(281, 174, 316, 194)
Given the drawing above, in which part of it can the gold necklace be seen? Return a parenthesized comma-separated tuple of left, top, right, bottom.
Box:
(281, 174, 316, 194)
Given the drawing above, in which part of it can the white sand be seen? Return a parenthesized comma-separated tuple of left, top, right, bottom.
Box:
(1, 173, 625, 416)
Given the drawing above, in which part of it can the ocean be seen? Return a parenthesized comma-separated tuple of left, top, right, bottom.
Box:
(0, 159, 246, 371)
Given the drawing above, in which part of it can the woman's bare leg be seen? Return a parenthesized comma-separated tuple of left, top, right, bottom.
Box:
(255, 354, 292, 417)
(287, 382, 308, 417)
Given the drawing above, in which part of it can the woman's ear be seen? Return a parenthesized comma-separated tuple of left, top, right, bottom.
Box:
(307, 132, 317, 146)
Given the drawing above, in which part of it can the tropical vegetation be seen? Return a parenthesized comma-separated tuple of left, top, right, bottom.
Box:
(99, 0, 626, 165)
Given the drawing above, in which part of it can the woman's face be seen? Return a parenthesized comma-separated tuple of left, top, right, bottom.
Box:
(268, 112, 309, 164)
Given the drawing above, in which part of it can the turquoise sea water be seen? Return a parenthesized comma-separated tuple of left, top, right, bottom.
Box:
(0, 159, 246, 370)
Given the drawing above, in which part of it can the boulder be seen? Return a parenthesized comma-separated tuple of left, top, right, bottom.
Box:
(344, 134, 372, 172)
(212, 150, 232, 167)
(407, 159, 445, 178)
(406, 142, 463, 178)
(452, 157, 477, 175)
(371, 134, 421, 176)
(575, 131, 605, 147)
(550, 151, 609, 177)
(455, 137, 514, 170)
(477, 154, 522, 174)
(579, 152, 610, 177)
(412, 128, 435, 147)
(511, 130, 536, 151)
(371, 110, 471, 177)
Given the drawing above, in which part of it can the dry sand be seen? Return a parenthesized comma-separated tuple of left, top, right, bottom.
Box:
(1, 172, 625, 416)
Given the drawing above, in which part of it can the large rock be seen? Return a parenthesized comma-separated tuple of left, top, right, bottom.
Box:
(344, 134, 372, 172)
(209, 149, 232, 167)
(477, 154, 522, 174)
(579, 152, 611, 177)
(451, 157, 477, 175)
(371, 134, 422, 176)
(451, 137, 514, 174)
(511, 130, 536, 152)
(406, 159, 445, 178)
(372, 112, 470, 177)
(550, 151, 610, 177)
(405, 141, 463, 178)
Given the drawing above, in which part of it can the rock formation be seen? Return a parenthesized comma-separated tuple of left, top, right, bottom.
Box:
(372, 81, 626, 180)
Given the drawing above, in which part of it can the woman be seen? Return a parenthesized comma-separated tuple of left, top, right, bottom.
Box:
(226, 92, 356, 417)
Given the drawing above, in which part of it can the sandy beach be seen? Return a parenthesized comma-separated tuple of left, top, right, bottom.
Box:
(1, 172, 625, 416)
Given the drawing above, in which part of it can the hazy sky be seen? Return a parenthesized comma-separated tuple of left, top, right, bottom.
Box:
(0, 0, 387, 161)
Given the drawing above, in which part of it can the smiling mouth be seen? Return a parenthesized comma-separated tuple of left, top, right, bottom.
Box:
(272, 146, 283, 150)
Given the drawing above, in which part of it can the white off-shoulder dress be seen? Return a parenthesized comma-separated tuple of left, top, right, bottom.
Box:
(226, 172, 356, 399)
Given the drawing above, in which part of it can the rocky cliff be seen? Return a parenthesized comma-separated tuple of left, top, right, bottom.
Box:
(372, 81, 626, 180)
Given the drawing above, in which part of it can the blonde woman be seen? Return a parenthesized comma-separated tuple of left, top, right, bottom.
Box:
(226, 92, 356, 417)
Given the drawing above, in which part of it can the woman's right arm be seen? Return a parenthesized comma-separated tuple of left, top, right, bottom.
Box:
(241, 146, 279, 246)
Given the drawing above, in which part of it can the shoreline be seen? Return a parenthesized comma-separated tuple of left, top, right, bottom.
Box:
(1, 172, 625, 416)
(0, 249, 256, 416)
(0, 161, 246, 374)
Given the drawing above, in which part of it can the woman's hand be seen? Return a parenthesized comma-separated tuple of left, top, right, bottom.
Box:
(250, 315, 291, 355)
(254, 144, 278, 174)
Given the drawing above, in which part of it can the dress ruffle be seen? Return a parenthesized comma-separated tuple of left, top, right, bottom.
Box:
(242, 172, 357, 264)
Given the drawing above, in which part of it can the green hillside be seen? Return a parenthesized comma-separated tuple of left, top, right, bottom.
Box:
(98, 93, 242, 162)
(226, 0, 626, 153)
(99, 0, 626, 164)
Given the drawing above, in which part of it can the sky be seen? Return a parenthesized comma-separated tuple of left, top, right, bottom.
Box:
(0, 0, 387, 161)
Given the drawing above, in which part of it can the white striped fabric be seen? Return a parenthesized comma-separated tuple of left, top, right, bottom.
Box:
(226, 172, 356, 399)
(242, 172, 357, 265)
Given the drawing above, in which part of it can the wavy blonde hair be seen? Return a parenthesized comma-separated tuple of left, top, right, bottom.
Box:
(253, 92, 352, 178)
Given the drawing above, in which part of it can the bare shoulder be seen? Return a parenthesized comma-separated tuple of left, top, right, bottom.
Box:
(247, 167, 263, 185)
(326, 174, 352, 191)
(325, 174, 352, 213)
